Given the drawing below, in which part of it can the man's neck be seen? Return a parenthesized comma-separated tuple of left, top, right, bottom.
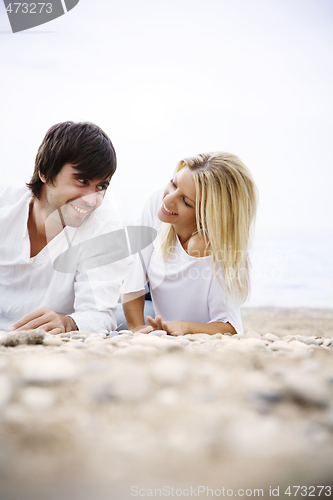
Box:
(28, 198, 63, 258)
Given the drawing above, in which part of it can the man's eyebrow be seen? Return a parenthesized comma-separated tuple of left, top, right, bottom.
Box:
(72, 173, 109, 185)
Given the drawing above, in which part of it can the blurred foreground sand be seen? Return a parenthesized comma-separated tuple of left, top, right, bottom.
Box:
(0, 307, 333, 500)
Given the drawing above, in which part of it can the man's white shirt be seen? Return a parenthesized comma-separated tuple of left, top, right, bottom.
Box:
(0, 183, 131, 332)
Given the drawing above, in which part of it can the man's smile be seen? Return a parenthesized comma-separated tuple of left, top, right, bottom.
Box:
(70, 203, 91, 215)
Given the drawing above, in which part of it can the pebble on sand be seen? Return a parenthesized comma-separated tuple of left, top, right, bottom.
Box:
(20, 355, 79, 384)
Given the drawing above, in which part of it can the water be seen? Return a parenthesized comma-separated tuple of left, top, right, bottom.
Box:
(246, 227, 333, 308)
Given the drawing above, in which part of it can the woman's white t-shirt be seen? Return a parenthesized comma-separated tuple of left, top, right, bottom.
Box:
(121, 190, 243, 334)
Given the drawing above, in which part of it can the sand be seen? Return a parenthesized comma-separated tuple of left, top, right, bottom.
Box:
(0, 307, 332, 500)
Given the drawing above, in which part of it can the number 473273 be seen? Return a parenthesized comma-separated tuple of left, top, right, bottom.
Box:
(285, 486, 332, 496)
(5, 3, 53, 14)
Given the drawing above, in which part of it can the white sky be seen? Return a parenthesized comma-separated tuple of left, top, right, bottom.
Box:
(0, 0, 333, 230)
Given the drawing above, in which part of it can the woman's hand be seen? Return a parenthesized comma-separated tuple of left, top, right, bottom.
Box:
(146, 316, 237, 336)
(132, 324, 154, 334)
(146, 315, 187, 336)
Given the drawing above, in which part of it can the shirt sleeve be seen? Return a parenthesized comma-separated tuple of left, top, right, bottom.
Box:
(120, 190, 163, 296)
(68, 256, 131, 332)
(207, 270, 244, 335)
(67, 198, 132, 332)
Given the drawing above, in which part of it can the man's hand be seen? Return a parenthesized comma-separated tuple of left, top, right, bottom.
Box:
(9, 306, 77, 335)
(146, 315, 186, 336)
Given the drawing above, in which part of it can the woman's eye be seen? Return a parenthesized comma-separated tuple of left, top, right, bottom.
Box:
(183, 197, 191, 207)
(170, 179, 176, 187)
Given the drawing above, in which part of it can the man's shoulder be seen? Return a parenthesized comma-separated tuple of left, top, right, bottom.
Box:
(0, 183, 30, 208)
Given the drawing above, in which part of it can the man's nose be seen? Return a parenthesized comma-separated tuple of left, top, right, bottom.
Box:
(81, 192, 98, 207)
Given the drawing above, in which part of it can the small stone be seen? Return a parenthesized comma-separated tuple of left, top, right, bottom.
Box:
(85, 336, 105, 345)
(211, 333, 223, 339)
(150, 355, 188, 385)
(70, 342, 87, 349)
(70, 333, 88, 340)
(21, 387, 55, 410)
(110, 362, 151, 401)
(188, 333, 212, 340)
(118, 330, 134, 336)
(20, 355, 79, 384)
(327, 405, 333, 430)
(252, 390, 283, 403)
(239, 338, 267, 349)
(269, 341, 294, 352)
(85, 361, 108, 373)
(0, 357, 9, 370)
(91, 383, 115, 403)
(88, 333, 106, 339)
(132, 334, 170, 348)
(43, 336, 62, 346)
(173, 337, 190, 346)
(283, 372, 329, 406)
(149, 330, 167, 337)
(287, 341, 311, 351)
(300, 337, 322, 346)
(109, 331, 120, 337)
(0, 330, 45, 347)
(0, 376, 12, 407)
(156, 388, 180, 405)
(263, 333, 279, 342)
(244, 331, 261, 339)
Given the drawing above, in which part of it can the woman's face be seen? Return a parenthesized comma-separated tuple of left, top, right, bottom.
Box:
(157, 166, 197, 234)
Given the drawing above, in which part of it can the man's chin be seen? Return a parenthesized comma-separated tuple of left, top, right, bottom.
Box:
(60, 205, 93, 228)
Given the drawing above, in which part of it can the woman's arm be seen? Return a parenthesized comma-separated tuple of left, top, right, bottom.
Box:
(147, 315, 237, 336)
(121, 291, 151, 332)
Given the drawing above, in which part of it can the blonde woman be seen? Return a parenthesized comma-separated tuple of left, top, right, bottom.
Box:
(121, 152, 258, 336)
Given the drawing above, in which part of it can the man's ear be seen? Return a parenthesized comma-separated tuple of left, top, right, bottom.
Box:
(39, 171, 46, 183)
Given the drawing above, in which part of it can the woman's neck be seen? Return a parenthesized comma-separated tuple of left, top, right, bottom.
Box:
(173, 225, 197, 250)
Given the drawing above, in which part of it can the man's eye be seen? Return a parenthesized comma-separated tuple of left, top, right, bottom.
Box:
(77, 178, 87, 184)
(97, 185, 107, 191)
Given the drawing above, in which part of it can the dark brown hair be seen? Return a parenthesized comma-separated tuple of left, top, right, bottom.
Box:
(27, 121, 117, 199)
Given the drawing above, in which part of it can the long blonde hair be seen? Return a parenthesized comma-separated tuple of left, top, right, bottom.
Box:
(159, 152, 258, 303)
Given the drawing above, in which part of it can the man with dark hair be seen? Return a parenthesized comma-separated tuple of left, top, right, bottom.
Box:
(0, 121, 128, 334)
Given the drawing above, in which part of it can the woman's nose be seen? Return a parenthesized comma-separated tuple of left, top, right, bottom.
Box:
(164, 190, 177, 205)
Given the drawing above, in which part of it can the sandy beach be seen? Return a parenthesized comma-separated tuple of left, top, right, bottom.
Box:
(0, 307, 333, 500)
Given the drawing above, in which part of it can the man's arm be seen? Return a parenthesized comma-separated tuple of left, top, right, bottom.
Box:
(10, 306, 78, 335)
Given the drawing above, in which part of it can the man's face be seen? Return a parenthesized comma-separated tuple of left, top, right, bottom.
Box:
(40, 163, 110, 228)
